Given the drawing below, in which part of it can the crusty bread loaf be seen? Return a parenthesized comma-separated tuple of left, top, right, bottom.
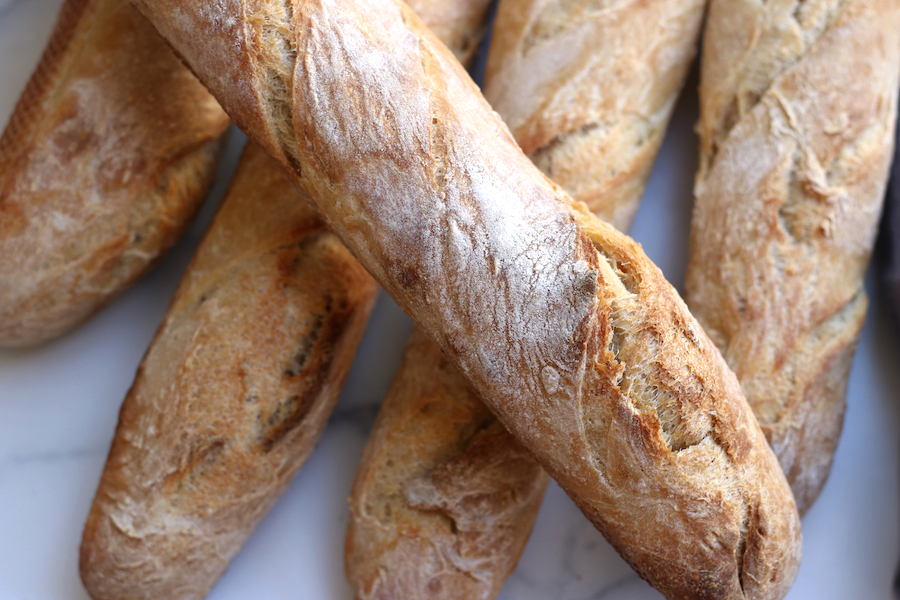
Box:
(0, 0, 229, 347)
(346, 329, 549, 600)
(131, 1, 802, 597)
(483, 0, 704, 230)
(407, 0, 494, 67)
(79, 142, 378, 600)
(347, 3, 706, 591)
(345, 2, 697, 592)
(685, 0, 900, 514)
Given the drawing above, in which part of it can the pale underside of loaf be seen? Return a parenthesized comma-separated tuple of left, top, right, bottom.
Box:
(686, 0, 900, 513)
(128, 1, 803, 597)
(346, 329, 549, 600)
(79, 143, 378, 600)
(0, 0, 229, 347)
(483, 0, 705, 231)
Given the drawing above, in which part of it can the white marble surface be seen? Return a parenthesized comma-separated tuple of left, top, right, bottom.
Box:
(1, 2, 899, 599)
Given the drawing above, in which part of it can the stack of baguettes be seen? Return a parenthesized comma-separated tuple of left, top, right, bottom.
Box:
(0, 0, 897, 598)
(124, 1, 805, 600)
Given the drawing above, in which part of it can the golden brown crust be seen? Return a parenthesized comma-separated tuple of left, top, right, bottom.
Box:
(0, 0, 229, 347)
(131, 1, 802, 597)
(483, 0, 704, 230)
(79, 143, 379, 600)
(407, 0, 494, 67)
(686, 0, 900, 513)
(346, 329, 549, 600)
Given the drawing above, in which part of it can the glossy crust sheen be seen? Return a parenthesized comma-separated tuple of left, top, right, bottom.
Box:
(130, 1, 802, 597)
(79, 143, 378, 600)
(346, 329, 549, 600)
(686, 0, 900, 513)
(483, 0, 704, 230)
(407, 0, 494, 67)
(0, 0, 229, 347)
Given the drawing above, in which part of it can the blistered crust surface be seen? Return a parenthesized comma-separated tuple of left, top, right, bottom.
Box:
(0, 0, 229, 346)
(80, 144, 379, 600)
(686, 0, 900, 513)
(483, 0, 704, 230)
(129, 1, 803, 597)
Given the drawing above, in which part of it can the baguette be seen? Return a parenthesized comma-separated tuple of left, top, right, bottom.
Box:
(346, 329, 549, 600)
(407, 0, 494, 67)
(130, 1, 802, 597)
(483, 0, 704, 230)
(346, 1, 698, 592)
(79, 142, 378, 600)
(685, 0, 900, 513)
(0, 0, 229, 347)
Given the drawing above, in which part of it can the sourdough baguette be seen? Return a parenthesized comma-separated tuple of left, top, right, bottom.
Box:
(407, 0, 494, 67)
(0, 0, 229, 347)
(482, 0, 704, 230)
(346, 329, 549, 600)
(346, 1, 694, 590)
(130, 1, 802, 597)
(79, 142, 378, 600)
(685, 0, 900, 513)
